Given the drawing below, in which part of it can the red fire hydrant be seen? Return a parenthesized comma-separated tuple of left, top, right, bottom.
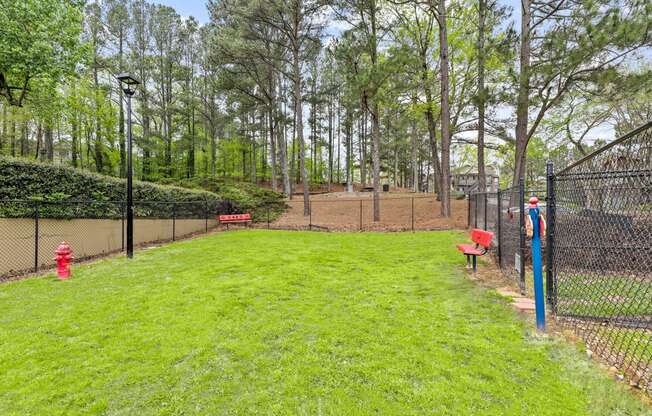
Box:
(54, 242, 73, 280)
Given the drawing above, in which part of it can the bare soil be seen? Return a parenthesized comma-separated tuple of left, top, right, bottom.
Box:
(271, 191, 468, 231)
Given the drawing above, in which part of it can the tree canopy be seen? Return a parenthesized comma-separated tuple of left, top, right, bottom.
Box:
(0, 0, 650, 216)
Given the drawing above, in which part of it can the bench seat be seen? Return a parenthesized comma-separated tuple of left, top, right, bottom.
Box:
(218, 213, 252, 229)
(456, 228, 494, 272)
(456, 244, 484, 256)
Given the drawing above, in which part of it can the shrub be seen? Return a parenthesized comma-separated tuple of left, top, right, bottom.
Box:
(157, 177, 288, 222)
(0, 157, 288, 221)
(0, 157, 226, 218)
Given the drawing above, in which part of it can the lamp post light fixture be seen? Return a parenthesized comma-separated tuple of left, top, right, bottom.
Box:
(117, 73, 140, 258)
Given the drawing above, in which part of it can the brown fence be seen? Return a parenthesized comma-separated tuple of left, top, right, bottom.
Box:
(0, 200, 225, 280)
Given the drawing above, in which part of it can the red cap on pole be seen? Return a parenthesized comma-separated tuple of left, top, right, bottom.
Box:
(529, 196, 539, 208)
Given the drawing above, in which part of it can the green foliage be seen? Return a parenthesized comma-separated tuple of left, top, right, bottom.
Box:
(0, 156, 218, 202)
(0, 0, 84, 106)
(0, 156, 224, 218)
(0, 231, 649, 414)
(157, 177, 288, 222)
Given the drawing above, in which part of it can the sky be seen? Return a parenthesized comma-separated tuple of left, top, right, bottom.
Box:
(156, 0, 524, 26)
(157, 0, 210, 23)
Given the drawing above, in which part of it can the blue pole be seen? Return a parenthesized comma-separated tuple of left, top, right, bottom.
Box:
(529, 202, 545, 330)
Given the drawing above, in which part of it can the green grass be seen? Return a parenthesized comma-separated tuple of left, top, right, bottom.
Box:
(0, 230, 649, 415)
(556, 274, 652, 317)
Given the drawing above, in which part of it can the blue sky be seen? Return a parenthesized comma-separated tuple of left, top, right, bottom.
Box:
(157, 0, 210, 23)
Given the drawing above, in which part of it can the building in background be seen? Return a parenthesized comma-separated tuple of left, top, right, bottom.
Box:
(451, 165, 499, 194)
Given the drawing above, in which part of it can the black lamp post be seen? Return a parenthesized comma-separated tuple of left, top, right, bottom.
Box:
(117, 73, 140, 258)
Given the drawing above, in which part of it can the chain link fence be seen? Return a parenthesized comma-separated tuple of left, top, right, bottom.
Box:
(550, 121, 652, 394)
(468, 192, 499, 232)
(270, 195, 468, 231)
(0, 199, 237, 280)
(469, 185, 546, 294)
(468, 122, 652, 395)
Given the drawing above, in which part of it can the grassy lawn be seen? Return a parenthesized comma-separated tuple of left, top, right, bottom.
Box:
(0, 230, 649, 415)
(556, 273, 652, 317)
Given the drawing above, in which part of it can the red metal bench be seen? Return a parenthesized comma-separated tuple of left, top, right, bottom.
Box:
(456, 228, 494, 272)
(218, 213, 252, 229)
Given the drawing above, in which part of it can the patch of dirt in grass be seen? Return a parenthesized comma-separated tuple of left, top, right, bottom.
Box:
(270, 192, 468, 231)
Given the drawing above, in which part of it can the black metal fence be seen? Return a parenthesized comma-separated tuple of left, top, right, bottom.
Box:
(469, 184, 546, 294)
(0, 199, 236, 280)
(469, 121, 652, 395)
(275, 195, 465, 231)
(550, 121, 652, 395)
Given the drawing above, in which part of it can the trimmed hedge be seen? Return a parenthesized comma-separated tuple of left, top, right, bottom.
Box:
(157, 177, 288, 222)
(0, 157, 229, 218)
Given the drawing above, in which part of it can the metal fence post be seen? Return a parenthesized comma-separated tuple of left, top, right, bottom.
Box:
(172, 202, 176, 241)
(497, 190, 502, 266)
(359, 200, 363, 231)
(484, 192, 488, 231)
(467, 194, 471, 228)
(411, 197, 415, 232)
(518, 178, 526, 294)
(546, 161, 555, 309)
(121, 202, 125, 251)
(474, 194, 478, 228)
(205, 199, 209, 233)
(267, 203, 270, 229)
(34, 201, 39, 273)
(309, 201, 312, 230)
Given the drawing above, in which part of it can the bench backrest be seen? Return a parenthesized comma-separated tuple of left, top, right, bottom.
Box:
(219, 213, 251, 221)
(471, 228, 494, 248)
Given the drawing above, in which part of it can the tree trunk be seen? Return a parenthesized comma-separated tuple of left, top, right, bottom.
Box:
(293, 47, 310, 216)
(187, 55, 196, 179)
(346, 109, 353, 192)
(513, 0, 531, 188)
(310, 78, 316, 182)
(477, 0, 487, 194)
(138, 59, 151, 180)
(369, 99, 381, 221)
(268, 108, 277, 190)
(411, 97, 419, 192)
(337, 94, 341, 184)
(189, 105, 196, 178)
(93, 62, 103, 173)
(45, 123, 54, 161)
(1, 103, 6, 152)
(36, 122, 44, 161)
(393, 143, 398, 186)
(291, 104, 298, 188)
(142, 108, 152, 180)
(438, 0, 451, 217)
(359, 109, 367, 187)
(71, 113, 79, 168)
(421, 55, 442, 194)
(118, 28, 126, 178)
(20, 119, 28, 157)
(260, 110, 266, 182)
(279, 76, 291, 196)
(165, 111, 172, 176)
(328, 88, 333, 192)
(250, 113, 257, 182)
(210, 91, 217, 177)
(10, 107, 16, 157)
